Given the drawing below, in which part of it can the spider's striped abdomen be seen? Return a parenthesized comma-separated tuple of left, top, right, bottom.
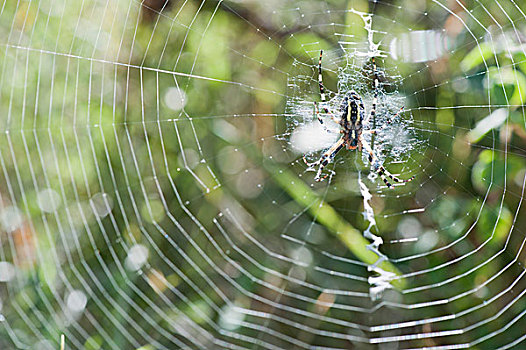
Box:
(341, 91, 365, 150)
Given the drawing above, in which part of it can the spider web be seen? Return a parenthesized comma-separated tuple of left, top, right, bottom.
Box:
(0, 0, 525, 349)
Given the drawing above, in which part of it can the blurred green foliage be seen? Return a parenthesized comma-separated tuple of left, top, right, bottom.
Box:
(0, 0, 526, 349)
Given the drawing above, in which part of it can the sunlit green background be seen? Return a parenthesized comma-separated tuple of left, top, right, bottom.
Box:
(0, 0, 526, 349)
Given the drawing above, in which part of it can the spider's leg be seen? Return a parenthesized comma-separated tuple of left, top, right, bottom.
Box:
(304, 137, 345, 181)
(363, 57, 379, 125)
(314, 102, 340, 132)
(360, 138, 414, 188)
(317, 50, 337, 117)
(314, 101, 326, 127)
(377, 106, 405, 133)
(318, 50, 327, 103)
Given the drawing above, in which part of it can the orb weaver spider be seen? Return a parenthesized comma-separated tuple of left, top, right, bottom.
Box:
(303, 50, 415, 188)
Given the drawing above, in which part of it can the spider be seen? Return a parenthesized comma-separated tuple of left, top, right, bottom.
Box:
(303, 50, 415, 188)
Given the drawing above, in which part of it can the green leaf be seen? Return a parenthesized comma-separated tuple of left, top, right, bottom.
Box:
(460, 42, 495, 72)
(467, 108, 508, 143)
